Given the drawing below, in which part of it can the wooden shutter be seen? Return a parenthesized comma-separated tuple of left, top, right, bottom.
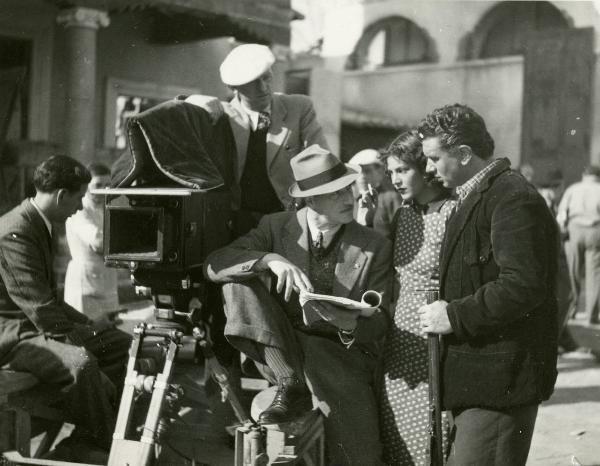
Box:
(521, 27, 594, 187)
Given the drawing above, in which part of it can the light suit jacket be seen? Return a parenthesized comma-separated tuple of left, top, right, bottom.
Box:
(204, 208, 393, 356)
(223, 93, 330, 209)
(0, 199, 89, 359)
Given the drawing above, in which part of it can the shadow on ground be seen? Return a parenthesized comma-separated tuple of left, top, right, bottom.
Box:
(544, 386, 600, 406)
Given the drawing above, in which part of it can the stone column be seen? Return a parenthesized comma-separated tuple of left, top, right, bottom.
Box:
(57, 7, 109, 163)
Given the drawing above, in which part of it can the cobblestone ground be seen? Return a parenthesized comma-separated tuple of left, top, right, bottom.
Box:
(121, 303, 600, 466)
(39, 301, 598, 465)
(155, 347, 600, 466)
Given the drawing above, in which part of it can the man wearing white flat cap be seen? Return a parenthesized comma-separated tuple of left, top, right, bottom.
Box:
(204, 144, 391, 465)
(186, 44, 329, 236)
(349, 148, 403, 237)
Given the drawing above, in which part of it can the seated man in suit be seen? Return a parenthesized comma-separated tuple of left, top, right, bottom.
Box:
(204, 145, 392, 465)
(0, 155, 131, 460)
(186, 43, 330, 236)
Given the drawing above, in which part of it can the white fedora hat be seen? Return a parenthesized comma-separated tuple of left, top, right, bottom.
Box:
(220, 44, 276, 87)
(288, 145, 359, 198)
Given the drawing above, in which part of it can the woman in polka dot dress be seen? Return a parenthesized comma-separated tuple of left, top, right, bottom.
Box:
(379, 130, 455, 465)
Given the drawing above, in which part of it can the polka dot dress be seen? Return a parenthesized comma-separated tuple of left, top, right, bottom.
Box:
(380, 200, 455, 466)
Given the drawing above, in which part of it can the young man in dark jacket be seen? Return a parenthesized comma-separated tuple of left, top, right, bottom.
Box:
(417, 104, 559, 466)
(0, 156, 131, 461)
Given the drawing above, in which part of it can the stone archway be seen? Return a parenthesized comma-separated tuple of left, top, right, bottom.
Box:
(345, 15, 437, 70)
(459, 1, 571, 60)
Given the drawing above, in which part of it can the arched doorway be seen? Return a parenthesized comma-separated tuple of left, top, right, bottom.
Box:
(345, 16, 436, 70)
(463, 1, 569, 59)
(463, 2, 593, 187)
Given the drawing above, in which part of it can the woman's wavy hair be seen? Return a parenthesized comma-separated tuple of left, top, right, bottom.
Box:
(381, 129, 427, 173)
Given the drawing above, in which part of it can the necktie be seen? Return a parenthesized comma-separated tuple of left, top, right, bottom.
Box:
(256, 112, 271, 131)
(45, 227, 53, 254)
(314, 231, 324, 250)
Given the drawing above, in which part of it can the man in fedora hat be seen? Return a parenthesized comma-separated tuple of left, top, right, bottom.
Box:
(186, 43, 329, 236)
(204, 144, 392, 465)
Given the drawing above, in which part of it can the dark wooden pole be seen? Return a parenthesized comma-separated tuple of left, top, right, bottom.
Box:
(425, 289, 444, 466)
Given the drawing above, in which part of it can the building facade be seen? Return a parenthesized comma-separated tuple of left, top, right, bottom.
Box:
(291, 0, 600, 187)
(0, 0, 296, 210)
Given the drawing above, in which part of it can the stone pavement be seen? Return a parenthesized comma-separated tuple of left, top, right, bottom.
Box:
(119, 302, 600, 465)
(528, 351, 600, 466)
(115, 301, 237, 465)
(119, 302, 600, 466)
(35, 300, 600, 465)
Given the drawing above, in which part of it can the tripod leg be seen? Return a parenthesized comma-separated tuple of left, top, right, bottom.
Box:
(112, 330, 143, 443)
(205, 355, 252, 425)
(108, 332, 179, 466)
(140, 339, 178, 445)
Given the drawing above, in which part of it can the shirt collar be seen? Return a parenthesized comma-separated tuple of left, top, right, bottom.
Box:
(306, 209, 342, 248)
(455, 158, 503, 202)
(427, 197, 451, 213)
(404, 194, 452, 214)
(582, 174, 600, 183)
(238, 97, 271, 132)
(30, 198, 52, 237)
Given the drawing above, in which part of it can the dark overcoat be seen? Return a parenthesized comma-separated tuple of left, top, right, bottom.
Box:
(440, 159, 559, 410)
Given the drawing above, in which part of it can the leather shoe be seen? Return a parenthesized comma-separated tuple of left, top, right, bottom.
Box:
(258, 377, 312, 425)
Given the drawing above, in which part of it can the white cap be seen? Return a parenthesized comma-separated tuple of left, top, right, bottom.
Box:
(348, 149, 383, 167)
(219, 44, 276, 87)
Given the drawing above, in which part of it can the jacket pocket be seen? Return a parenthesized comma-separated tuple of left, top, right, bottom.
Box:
(443, 348, 540, 410)
(464, 242, 497, 289)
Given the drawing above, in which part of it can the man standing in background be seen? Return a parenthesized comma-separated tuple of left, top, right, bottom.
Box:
(186, 43, 330, 236)
(64, 163, 119, 322)
(557, 165, 600, 325)
(349, 148, 402, 237)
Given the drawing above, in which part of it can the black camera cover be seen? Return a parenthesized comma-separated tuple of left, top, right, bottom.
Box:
(112, 99, 236, 190)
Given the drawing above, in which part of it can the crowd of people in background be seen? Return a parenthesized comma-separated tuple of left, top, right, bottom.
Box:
(519, 163, 600, 354)
(0, 42, 595, 466)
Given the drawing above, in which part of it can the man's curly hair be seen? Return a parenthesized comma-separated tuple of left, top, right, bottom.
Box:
(417, 104, 495, 160)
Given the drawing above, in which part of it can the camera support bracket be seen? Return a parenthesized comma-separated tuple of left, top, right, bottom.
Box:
(107, 323, 182, 466)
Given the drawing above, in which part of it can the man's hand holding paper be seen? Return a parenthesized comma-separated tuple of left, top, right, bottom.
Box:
(255, 253, 313, 301)
(298, 289, 383, 330)
(301, 299, 360, 331)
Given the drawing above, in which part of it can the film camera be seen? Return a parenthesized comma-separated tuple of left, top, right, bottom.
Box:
(93, 101, 250, 465)
(103, 186, 231, 322)
(99, 186, 246, 466)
